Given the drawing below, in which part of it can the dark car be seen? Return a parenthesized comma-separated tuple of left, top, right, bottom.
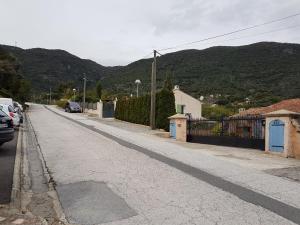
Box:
(65, 101, 81, 113)
(0, 109, 14, 146)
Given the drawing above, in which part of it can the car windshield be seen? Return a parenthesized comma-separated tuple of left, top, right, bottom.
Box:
(69, 102, 80, 107)
(0, 109, 8, 117)
(8, 105, 14, 112)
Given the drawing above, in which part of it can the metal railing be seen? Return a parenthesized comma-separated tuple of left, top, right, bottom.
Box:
(187, 116, 265, 150)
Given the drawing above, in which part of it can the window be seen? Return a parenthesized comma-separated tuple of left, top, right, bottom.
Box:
(176, 104, 185, 114)
(0, 109, 7, 117)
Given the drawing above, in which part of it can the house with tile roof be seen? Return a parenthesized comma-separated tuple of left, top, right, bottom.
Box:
(236, 98, 300, 117)
(235, 99, 300, 159)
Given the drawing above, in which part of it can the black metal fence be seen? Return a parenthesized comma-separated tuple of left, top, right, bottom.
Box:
(187, 116, 265, 150)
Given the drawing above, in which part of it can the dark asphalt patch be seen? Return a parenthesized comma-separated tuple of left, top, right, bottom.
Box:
(0, 131, 18, 204)
(56, 181, 137, 225)
(265, 167, 300, 183)
(45, 106, 300, 224)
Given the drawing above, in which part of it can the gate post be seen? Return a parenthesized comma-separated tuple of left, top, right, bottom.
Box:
(98, 100, 103, 119)
(168, 114, 188, 142)
(113, 97, 118, 110)
(264, 110, 300, 158)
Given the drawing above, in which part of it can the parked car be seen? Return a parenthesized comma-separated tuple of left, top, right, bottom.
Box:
(0, 108, 14, 146)
(65, 101, 81, 113)
(0, 104, 20, 127)
(17, 102, 23, 112)
(13, 102, 23, 123)
(0, 98, 13, 107)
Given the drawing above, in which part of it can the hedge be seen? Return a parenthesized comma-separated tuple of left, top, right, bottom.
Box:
(56, 99, 68, 108)
(115, 89, 175, 131)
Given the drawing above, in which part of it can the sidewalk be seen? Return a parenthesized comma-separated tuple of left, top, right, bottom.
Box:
(49, 105, 300, 210)
(0, 113, 67, 225)
(87, 109, 300, 172)
(0, 205, 45, 225)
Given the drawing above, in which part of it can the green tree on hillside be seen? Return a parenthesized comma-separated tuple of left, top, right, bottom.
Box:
(163, 71, 173, 91)
(96, 81, 102, 100)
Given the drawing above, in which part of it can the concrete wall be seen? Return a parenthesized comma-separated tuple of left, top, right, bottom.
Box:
(85, 102, 102, 118)
(173, 88, 202, 119)
(291, 118, 300, 159)
(169, 117, 187, 142)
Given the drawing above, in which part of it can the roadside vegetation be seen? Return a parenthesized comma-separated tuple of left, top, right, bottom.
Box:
(115, 76, 176, 131)
(2, 42, 300, 108)
(0, 47, 31, 103)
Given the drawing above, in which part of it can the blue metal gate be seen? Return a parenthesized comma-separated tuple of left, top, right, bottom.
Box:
(170, 122, 176, 139)
(103, 102, 115, 118)
(269, 119, 284, 152)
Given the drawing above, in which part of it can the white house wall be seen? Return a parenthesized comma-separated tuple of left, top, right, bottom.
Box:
(173, 89, 202, 119)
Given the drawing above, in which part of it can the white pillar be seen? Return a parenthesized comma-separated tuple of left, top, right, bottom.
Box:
(113, 97, 118, 110)
(98, 100, 103, 119)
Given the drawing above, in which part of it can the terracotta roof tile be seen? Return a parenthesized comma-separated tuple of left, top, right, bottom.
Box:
(238, 98, 300, 116)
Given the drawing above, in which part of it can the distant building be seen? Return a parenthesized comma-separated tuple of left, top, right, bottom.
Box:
(173, 85, 203, 119)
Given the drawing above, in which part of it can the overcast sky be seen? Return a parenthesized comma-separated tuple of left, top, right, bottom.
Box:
(1, 0, 300, 66)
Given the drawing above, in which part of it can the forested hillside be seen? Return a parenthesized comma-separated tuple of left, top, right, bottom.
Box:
(2, 42, 300, 106)
(0, 47, 30, 102)
(101, 42, 300, 106)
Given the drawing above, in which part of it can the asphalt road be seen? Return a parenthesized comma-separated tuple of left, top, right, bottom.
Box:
(0, 130, 18, 204)
(48, 106, 300, 225)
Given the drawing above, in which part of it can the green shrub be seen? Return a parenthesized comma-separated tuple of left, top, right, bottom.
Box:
(115, 89, 175, 131)
(56, 99, 68, 108)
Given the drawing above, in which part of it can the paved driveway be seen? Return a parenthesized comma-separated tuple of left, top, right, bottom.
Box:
(27, 104, 300, 225)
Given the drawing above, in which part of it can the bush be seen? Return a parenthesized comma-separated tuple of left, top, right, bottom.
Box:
(115, 89, 175, 131)
(56, 99, 68, 108)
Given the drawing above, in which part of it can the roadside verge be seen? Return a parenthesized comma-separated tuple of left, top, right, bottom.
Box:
(10, 126, 22, 209)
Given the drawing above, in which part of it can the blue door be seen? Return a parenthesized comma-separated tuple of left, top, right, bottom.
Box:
(269, 119, 284, 152)
(170, 122, 176, 139)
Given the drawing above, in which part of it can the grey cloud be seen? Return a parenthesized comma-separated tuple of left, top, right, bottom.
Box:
(0, 0, 299, 66)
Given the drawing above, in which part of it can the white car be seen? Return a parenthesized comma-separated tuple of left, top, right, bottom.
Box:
(0, 104, 20, 127)
(0, 98, 13, 107)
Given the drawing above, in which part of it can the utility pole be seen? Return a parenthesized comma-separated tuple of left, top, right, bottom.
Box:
(150, 50, 157, 130)
(83, 74, 86, 113)
(49, 87, 52, 105)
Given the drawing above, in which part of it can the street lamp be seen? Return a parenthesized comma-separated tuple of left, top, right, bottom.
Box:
(135, 79, 141, 97)
(73, 88, 76, 101)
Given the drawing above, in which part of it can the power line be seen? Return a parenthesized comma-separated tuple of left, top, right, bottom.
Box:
(141, 52, 153, 59)
(158, 12, 300, 51)
(201, 24, 300, 47)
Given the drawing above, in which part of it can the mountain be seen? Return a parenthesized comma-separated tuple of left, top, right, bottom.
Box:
(0, 45, 116, 92)
(1, 42, 300, 106)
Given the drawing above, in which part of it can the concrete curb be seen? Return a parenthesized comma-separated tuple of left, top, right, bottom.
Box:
(10, 126, 23, 209)
(25, 112, 69, 225)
